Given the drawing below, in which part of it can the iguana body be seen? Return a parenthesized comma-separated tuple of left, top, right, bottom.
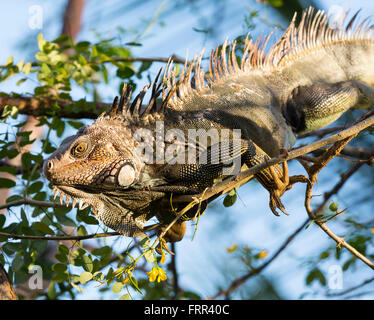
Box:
(44, 8, 374, 245)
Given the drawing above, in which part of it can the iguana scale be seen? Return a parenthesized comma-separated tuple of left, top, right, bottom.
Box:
(44, 7, 374, 248)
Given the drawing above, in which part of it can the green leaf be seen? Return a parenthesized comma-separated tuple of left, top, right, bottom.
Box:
(77, 211, 99, 225)
(34, 222, 54, 235)
(53, 271, 68, 283)
(52, 263, 67, 273)
(116, 66, 135, 79)
(51, 116, 66, 137)
(37, 33, 46, 51)
(319, 251, 330, 260)
(91, 45, 98, 59)
(5, 56, 13, 66)
(55, 252, 68, 263)
(0, 214, 5, 228)
(139, 235, 151, 248)
(91, 246, 112, 257)
(53, 34, 70, 44)
(144, 248, 156, 263)
(138, 61, 152, 74)
(31, 240, 47, 253)
(82, 255, 93, 273)
(223, 190, 237, 207)
(76, 41, 91, 50)
(343, 258, 356, 271)
(16, 78, 27, 86)
(58, 245, 69, 257)
(306, 268, 326, 286)
(126, 42, 142, 47)
(13, 270, 28, 285)
(112, 281, 123, 294)
(28, 181, 43, 194)
(0, 178, 16, 188)
(128, 275, 142, 294)
(92, 271, 104, 282)
(12, 254, 24, 271)
(2, 242, 22, 255)
(119, 294, 130, 300)
(77, 225, 87, 236)
(267, 0, 284, 7)
(71, 282, 84, 293)
(1, 105, 18, 121)
(78, 55, 87, 65)
(182, 291, 202, 300)
(67, 121, 84, 129)
(6, 195, 22, 203)
(40, 63, 51, 75)
(55, 214, 76, 227)
(6, 149, 19, 159)
(0, 166, 17, 175)
(16, 60, 24, 71)
(23, 62, 32, 75)
(79, 271, 93, 284)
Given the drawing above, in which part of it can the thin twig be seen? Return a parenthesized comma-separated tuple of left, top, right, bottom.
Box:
(92, 54, 187, 65)
(170, 242, 180, 298)
(326, 276, 374, 297)
(0, 198, 71, 210)
(0, 231, 119, 241)
(0, 55, 188, 70)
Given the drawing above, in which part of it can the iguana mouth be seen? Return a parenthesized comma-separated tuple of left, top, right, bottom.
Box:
(52, 185, 92, 210)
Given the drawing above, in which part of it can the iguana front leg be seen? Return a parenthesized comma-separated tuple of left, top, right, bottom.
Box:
(242, 144, 293, 216)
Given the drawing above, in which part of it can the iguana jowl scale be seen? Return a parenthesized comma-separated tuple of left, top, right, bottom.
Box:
(44, 7, 374, 246)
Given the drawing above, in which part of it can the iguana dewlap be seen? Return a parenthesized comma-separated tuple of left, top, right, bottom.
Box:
(44, 7, 374, 245)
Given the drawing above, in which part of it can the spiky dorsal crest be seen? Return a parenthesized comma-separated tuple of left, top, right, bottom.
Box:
(162, 6, 374, 109)
(99, 69, 166, 124)
(100, 7, 374, 115)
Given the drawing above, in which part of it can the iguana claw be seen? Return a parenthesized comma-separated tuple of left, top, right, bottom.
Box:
(264, 152, 309, 216)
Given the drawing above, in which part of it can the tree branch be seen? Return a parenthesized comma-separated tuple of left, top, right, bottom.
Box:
(0, 198, 71, 211)
(302, 114, 374, 270)
(0, 263, 17, 300)
(0, 95, 108, 119)
(0, 231, 119, 241)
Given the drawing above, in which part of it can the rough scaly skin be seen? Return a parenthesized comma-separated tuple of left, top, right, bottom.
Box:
(44, 7, 374, 245)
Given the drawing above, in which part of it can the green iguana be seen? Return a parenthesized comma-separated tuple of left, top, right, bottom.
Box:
(43, 7, 374, 248)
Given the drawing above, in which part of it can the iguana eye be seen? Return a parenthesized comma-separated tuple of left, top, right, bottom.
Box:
(71, 142, 89, 157)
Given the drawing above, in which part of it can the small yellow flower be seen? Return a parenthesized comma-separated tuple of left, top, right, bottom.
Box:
(226, 244, 237, 253)
(147, 267, 158, 282)
(258, 250, 267, 259)
(371, 227, 374, 234)
(122, 271, 132, 284)
(157, 267, 167, 282)
(147, 266, 167, 283)
(160, 252, 166, 264)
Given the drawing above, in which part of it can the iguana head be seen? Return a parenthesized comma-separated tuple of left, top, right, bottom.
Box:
(43, 80, 167, 236)
(44, 119, 140, 201)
